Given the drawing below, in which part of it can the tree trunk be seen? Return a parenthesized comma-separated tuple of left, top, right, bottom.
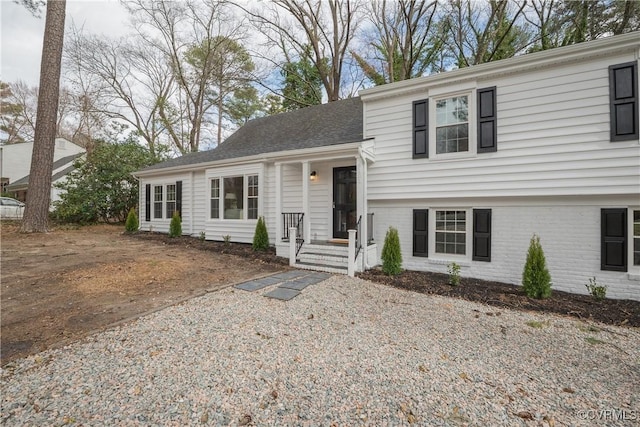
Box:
(21, 0, 66, 233)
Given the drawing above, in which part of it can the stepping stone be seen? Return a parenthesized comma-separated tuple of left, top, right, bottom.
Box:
(270, 270, 309, 281)
(263, 287, 300, 301)
(279, 278, 314, 291)
(308, 272, 332, 281)
(235, 276, 282, 292)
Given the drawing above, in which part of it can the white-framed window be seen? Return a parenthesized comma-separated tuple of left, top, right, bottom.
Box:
(210, 178, 220, 219)
(247, 175, 258, 220)
(435, 210, 467, 255)
(153, 185, 163, 219)
(430, 92, 475, 159)
(224, 176, 244, 220)
(435, 96, 469, 154)
(166, 184, 176, 218)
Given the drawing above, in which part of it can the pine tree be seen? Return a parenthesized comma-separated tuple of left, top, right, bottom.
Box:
(125, 208, 138, 233)
(168, 211, 182, 238)
(522, 234, 552, 298)
(252, 216, 269, 251)
(381, 226, 403, 276)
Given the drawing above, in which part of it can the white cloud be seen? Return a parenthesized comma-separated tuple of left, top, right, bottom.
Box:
(1, 0, 130, 86)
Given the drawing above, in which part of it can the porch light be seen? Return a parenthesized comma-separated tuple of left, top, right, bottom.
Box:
(310, 170, 317, 181)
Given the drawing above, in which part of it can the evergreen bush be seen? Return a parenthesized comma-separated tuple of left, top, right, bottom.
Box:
(252, 216, 269, 251)
(381, 226, 402, 276)
(522, 234, 552, 299)
(124, 208, 138, 233)
(169, 211, 182, 238)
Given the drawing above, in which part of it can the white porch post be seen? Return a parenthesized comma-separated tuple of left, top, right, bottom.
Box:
(356, 152, 368, 270)
(301, 161, 311, 243)
(347, 229, 356, 277)
(289, 227, 297, 266)
(275, 163, 282, 243)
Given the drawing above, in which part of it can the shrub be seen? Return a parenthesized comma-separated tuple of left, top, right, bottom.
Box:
(199, 231, 206, 241)
(223, 234, 231, 246)
(522, 234, 552, 299)
(252, 216, 269, 251)
(585, 277, 607, 301)
(124, 208, 138, 233)
(381, 226, 402, 276)
(168, 211, 182, 237)
(448, 262, 461, 286)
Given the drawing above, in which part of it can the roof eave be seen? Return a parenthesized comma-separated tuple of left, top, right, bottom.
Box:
(133, 140, 364, 177)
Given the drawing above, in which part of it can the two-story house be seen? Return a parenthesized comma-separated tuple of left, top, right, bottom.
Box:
(134, 33, 640, 301)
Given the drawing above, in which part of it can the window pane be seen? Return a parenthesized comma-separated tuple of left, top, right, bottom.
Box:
(211, 179, 219, 198)
(211, 199, 219, 219)
(224, 177, 244, 219)
(248, 198, 258, 220)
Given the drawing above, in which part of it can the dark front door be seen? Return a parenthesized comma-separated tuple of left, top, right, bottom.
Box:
(333, 166, 357, 239)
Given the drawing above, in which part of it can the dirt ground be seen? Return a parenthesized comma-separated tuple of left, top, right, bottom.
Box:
(1, 223, 286, 366)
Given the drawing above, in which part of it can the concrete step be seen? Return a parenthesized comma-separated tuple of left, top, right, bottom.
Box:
(300, 244, 349, 257)
(298, 252, 348, 266)
(295, 261, 348, 275)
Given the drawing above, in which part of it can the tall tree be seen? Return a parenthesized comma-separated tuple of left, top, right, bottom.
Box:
(353, 0, 446, 85)
(21, 0, 66, 233)
(126, 0, 248, 152)
(444, 0, 530, 67)
(281, 46, 323, 110)
(242, 0, 362, 102)
(0, 81, 37, 144)
(226, 85, 264, 127)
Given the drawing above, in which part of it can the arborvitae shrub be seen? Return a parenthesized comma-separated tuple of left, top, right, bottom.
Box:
(169, 211, 182, 238)
(252, 216, 269, 251)
(125, 208, 138, 233)
(522, 234, 552, 299)
(381, 226, 402, 276)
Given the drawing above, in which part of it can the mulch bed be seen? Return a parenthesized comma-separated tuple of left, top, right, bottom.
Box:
(127, 231, 290, 267)
(359, 269, 640, 328)
(129, 232, 639, 327)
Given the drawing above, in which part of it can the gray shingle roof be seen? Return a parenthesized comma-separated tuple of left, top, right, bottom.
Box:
(6, 153, 83, 190)
(138, 97, 363, 173)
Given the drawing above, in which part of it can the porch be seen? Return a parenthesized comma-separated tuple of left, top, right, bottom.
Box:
(272, 147, 377, 274)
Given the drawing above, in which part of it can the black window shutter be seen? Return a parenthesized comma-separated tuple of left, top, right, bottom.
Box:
(472, 209, 491, 262)
(477, 87, 497, 152)
(144, 184, 151, 222)
(413, 99, 428, 158)
(601, 208, 627, 271)
(176, 180, 182, 218)
(609, 62, 638, 142)
(413, 209, 428, 257)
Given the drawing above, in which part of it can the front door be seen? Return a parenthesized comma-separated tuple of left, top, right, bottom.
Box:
(333, 166, 357, 239)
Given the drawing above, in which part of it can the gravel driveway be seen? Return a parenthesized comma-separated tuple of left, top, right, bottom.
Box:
(2, 276, 639, 426)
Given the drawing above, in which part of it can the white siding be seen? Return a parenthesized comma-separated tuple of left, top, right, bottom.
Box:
(370, 196, 640, 301)
(282, 164, 302, 212)
(139, 173, 193, 234)
(191, 170, 207, 236)
(364, 52, 640, 200)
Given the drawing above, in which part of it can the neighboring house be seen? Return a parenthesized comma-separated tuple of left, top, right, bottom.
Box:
(0, 138, 85, 193)
(134, 33, 640, 301)
(6, 152, 85, 205)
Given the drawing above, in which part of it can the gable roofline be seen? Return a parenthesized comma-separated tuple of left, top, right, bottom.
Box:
(6, 152, 84, 190)
(136, 97, 363, 174)
(360, 32, 640, 101)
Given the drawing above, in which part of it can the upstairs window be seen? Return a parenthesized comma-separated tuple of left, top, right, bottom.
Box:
(435, 96, 469, 154)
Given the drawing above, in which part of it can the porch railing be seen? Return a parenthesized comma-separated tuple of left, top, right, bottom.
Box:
(367, 212, 374, 244)
(282, 212, 305, 256)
